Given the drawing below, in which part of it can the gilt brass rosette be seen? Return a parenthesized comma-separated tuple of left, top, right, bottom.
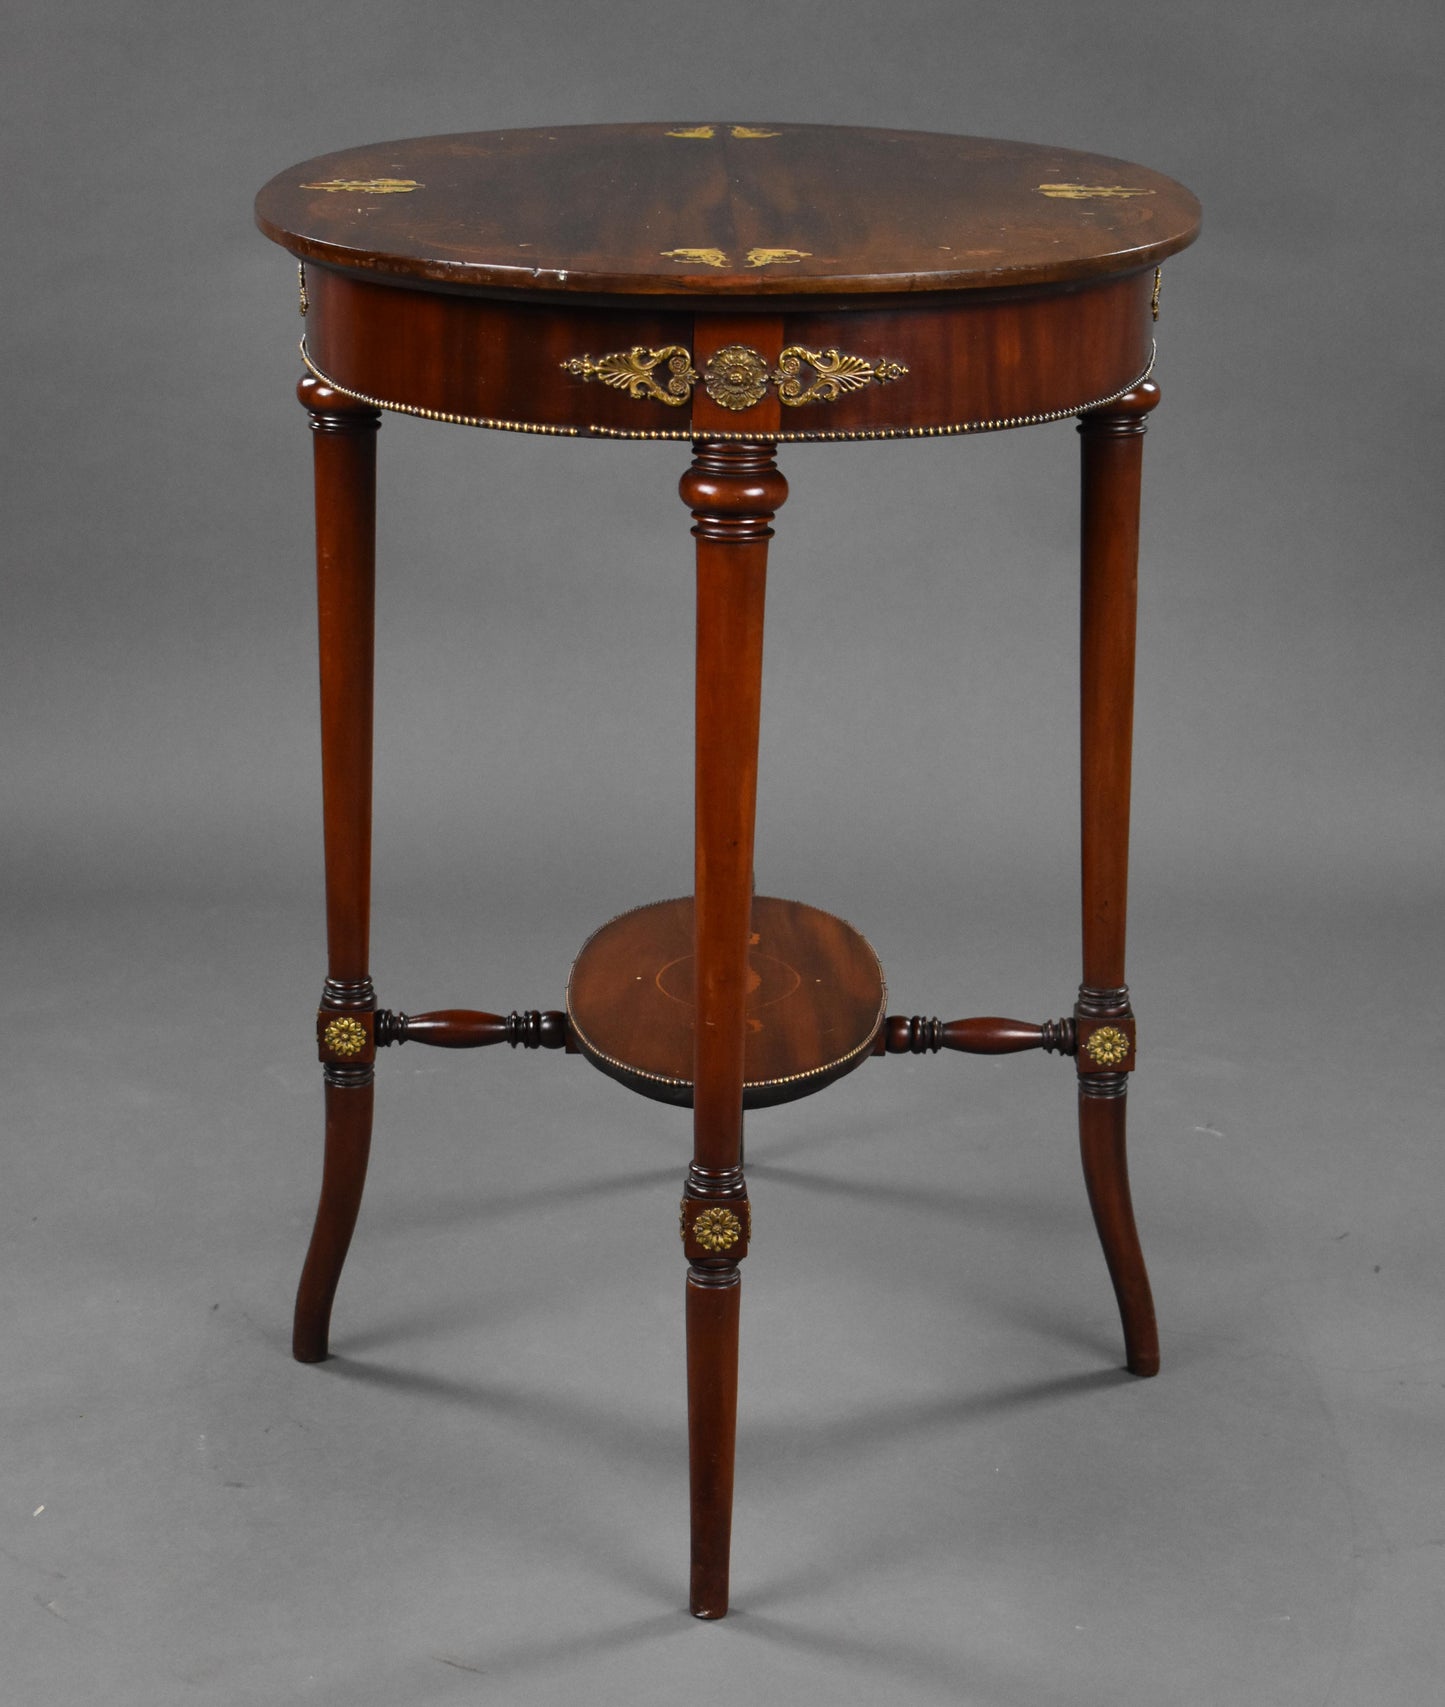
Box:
(694, 1206, 743, 1251)
(680, 1199, 751, 1256)
(703, 345, 771, 412)
(1082, 1025, 1131, 1068)
(322, 1015, 368, 1059)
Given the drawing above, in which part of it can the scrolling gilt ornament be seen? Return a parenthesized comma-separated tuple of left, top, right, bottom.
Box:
(562, 343, 908, 412)
(560, 345, 700, 407)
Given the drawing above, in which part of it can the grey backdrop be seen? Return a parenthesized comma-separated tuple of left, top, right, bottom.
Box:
(5, 3, 1443, 1703)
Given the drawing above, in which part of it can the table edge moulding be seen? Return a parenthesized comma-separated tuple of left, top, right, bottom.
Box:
(255, 120, 1201, 1620)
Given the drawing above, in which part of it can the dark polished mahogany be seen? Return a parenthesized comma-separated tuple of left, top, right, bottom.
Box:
(567, 895, 885, 1109)
(258, 123, 1198, 1618)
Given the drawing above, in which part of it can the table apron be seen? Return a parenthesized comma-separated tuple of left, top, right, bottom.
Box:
(300, 265, 1157, 441)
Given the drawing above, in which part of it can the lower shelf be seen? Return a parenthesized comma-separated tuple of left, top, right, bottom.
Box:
(566, 895, 886, 1110)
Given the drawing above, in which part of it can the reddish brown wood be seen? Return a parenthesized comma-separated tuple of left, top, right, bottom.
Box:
(302, 374, 380, 981)
(260, 126, 1197, 446)
(1075, 383, 1159, 1374)
(567, 896, 884, 1107)
(1079, 382, 1157, 991)
(255, 124, 1200, 299)
(375, 1008, 568, 1049)
(294, 375, 381, 1364)
(690, 314, 784, 439)
(293, 1076, 373, 1362)
(316, 1004, 377, 1064)
(878, 1014, 1077, 1055)
(680, 1195, 752, 1264)
(683, 441, 784, 1171)
(1075, 1011, 1138, 1075)
(1079, 1083, 1158, 1376)
(259, 127, 1199, 1613)
(686, 1272, 740, 1619)
(292, 260, 1157, 444)
(674, 437, 784, 1619)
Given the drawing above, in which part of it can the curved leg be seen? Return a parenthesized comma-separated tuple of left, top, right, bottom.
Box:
(679, 439, 784, 1616)
(294, 1077, 374, 1362)
(1077, 383, 1159, 1377)
(1079, 1079, 1157, 1375)
(293, 375, 381, 1363)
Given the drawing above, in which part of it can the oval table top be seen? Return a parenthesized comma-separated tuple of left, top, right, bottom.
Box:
(255, 122, 1200, 300)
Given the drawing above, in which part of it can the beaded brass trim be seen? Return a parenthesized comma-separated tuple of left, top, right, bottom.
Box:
(564, 894, 887, 1097)
(300, 337, 1155, 444)
(300, 340, 580, 435)
(569, 1007, 883, 1096)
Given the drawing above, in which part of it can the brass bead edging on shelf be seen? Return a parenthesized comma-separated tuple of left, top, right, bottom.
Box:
(563, 894, 887, 1098)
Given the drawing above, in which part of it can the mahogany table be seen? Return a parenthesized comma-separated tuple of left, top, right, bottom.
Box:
(255, 123, 1200, 1618)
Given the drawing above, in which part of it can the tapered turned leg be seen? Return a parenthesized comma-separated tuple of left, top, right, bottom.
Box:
(293, 375, 381, 1364)
(678, 440, 784, 1617)
(1076, 382, 1159, 1378)
(686, 1271, 741, 1616)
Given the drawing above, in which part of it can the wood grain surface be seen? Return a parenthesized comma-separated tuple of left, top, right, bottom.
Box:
(256, 122, 1200, 297)
(566, 896, 886, 1109)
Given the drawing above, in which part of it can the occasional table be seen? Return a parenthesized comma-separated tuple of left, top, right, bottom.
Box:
(255, 123, 1200, 1618)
